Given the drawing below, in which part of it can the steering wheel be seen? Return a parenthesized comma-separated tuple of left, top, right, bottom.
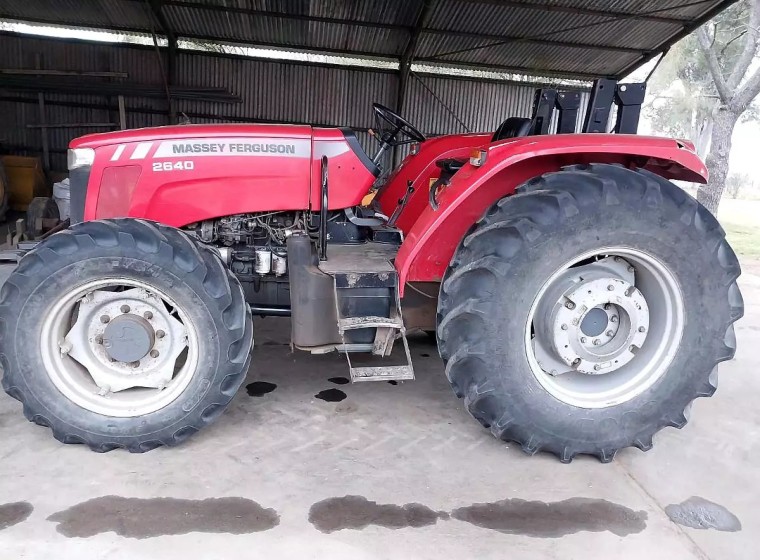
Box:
(372, 102, 426, 146)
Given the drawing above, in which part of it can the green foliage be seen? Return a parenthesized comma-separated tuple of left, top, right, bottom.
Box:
(646, 0, 756, 141)
(725, 171, 751, 198)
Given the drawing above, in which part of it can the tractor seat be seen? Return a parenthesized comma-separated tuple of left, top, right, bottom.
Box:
(491, 117, 532, 141)
(434, 117, 533, 176)
(436, 158, 466, 174)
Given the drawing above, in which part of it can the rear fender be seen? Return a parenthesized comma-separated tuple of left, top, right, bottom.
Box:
(395, 134, 708, 292)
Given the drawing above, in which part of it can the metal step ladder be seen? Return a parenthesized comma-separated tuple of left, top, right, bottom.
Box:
(333, 283, 415, 383)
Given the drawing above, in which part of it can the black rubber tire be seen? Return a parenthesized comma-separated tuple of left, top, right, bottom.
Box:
(437, 164, 743, 463)
(25, 196, 60, 239)
(0, 218, 253, 452)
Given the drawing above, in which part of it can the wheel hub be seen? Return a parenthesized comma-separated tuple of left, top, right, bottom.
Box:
(579, 307, 608, 337)
(62, 287, 188, 393)
(102, 314, 155, 363)
(533, 257, 649, 376)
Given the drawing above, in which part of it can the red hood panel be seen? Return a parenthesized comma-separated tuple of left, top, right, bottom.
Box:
(70, 123, 313, 149)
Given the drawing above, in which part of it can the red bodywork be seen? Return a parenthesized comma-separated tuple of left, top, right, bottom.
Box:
(71, 124, 376, 227)
(71, 124, 707, 294)
(381, 134, 708, 291)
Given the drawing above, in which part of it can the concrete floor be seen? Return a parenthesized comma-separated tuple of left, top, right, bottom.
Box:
(0, 263, 758, 559)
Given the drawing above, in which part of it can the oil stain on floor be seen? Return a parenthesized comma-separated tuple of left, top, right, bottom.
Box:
(246, 381, 277, 397)
(315, 388, 347, 402)
(328, 376, 350, 385)
(309, 495, 448, 533)
(451, 497, 647, 538)
(48, 496, 279, 539)
(0, 501, 33, 531)
(665, 496, 741, 532)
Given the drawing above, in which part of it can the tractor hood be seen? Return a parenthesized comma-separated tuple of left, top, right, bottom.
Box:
(70, 123, 313, 149)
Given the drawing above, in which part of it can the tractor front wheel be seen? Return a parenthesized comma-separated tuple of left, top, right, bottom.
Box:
(437, 164, 743, 462)
(0, 219, 253, 452)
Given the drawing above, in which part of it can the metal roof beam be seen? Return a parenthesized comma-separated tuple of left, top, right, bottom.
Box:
(140, 0, 692, 29)
(422, 28, 647, 55)
(397, 0, 435, 130)
(147, 0, 413, 32)
(146, 0, 176, 43)
(401, 1, 435, 66)
(459, 0, 692, 25)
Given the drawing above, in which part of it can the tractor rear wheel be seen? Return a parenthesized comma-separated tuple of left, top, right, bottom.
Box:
(0, 219, 253, 452)
(437, 164, 743, 463)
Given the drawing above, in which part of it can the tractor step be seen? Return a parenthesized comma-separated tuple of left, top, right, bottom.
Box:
(338, 316, 403, 332)
(322, 242, 415, 383)
(350, 364, 415, 383)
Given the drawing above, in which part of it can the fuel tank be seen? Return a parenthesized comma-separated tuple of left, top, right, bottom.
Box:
(68, 123, 378, 226)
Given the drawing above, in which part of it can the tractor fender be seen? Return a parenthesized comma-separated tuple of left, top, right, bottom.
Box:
(395, 133, 708, 291)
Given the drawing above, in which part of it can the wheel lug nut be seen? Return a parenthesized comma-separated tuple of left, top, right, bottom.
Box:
(580, 337, 586, 343)
(561, 324, 568, 330)
(607, 284, 615, 291)
(610, 315, 618, 323)
(131, 361, 140, 368)
(156, 330, 165, 339)
(606, 330, 614, 337)
(594, 364, 602, 371)
(572, 358, 581, 366)
(593, 339, 601, 346)
(604, 303, 611, 310)
(565, 301, 575, 310)
(638, 326, 646, 333)
(144, 311, 153, 320)
(100, 315, 110, 324)
(628, 266, 635, 273)
(150, 349, 159, 358)
(120, 304, 131, 314)
(95, 335, 103, 345)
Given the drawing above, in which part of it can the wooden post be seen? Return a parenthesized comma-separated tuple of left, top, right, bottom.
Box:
(35, 53, 50, 171)
(118, 95, 127, 130)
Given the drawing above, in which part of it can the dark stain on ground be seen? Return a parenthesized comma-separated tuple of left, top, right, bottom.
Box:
(665, 496, 741, 532)
(315, 388, 347, 402)
(47, 496, 279, 539)
(387, 380, 398, 385)
(309, 495, 448, 533)
(328, 376, 350, 385)
(420, 353, 430, 358)
(245, 381, 277, 397)
(0, 502, 33, 531)
(451, 497, 647, 538)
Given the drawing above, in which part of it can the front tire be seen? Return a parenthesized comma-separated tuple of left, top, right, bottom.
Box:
(0, 219, 253, 452)
(437, 164, 743, 463)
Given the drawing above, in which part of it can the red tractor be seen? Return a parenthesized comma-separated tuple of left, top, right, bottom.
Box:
(0, 84, 743, 462)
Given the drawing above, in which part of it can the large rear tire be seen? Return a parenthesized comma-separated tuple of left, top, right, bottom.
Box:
(437, 164, 743, 463)
(0, 219, 253, 452)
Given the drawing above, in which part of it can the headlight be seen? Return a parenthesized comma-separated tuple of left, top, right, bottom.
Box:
(67, 148, 95, 170)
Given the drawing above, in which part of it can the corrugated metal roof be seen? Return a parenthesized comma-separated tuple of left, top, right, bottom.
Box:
(0, 0, 738, 79)
(0, 33, 590, 170)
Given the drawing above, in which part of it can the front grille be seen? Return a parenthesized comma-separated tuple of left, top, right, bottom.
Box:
(68, 166, 91, 223)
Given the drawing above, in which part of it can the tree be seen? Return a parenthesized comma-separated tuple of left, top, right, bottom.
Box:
(725, 171, 750, 198)
(695, 0, 760, 213)
(645, 1, 760, 214)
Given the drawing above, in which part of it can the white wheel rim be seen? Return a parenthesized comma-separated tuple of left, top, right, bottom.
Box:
(525, 247, 684, 408)
(40, 278, 200, 417)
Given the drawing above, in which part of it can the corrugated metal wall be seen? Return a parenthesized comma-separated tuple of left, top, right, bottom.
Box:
(0, 33, 580, 171)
